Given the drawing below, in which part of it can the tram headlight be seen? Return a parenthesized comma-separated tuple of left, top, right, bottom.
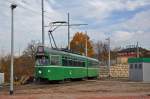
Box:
(48, 70, 51, 73)
(38, 70, 42, 74)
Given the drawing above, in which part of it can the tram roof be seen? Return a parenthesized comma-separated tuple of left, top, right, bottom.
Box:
(44, 47, 99, 62)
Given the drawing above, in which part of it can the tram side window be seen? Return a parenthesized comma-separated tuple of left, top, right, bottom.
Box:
(77, 61, 81, 67)
(73, 60, 77, 66)
(62, 58, 67, 66)
(68, 59, 72, 66)
(36, 56, 49, 66)
(50, 55, 60, 65)
(62, 56, 85, 67)
(62, 56, 71, 66)
(87, 61, 98, 68)
(82, 61, 85, 67)
(78, 61, 85, 67)
(89, 61, 92, 67)
(91, 62, 94, 67)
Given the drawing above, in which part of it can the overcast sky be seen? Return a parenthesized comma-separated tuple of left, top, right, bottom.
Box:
(0, 0, 150, 55)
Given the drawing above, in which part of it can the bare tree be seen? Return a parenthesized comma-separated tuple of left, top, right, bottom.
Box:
(23, 40, 41, 59)
(94, 41, 121, 65)
(94, 41, 108, 65)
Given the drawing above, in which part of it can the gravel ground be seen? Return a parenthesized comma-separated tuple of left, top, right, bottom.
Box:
(0, 80, 150, 99)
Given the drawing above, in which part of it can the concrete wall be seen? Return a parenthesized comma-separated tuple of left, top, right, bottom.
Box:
(110, 64, 129, 78)
(117, 57, 128, 64)
(99, 66, 109, 78)
(100, 65, 129, 78)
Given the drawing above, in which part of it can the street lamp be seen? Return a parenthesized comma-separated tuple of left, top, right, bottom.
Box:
(10, 4, 17, 95)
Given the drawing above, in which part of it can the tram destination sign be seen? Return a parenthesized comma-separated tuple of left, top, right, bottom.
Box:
(37, 46, 45, 55)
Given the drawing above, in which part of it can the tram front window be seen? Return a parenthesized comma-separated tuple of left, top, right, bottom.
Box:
(50, 55, 60, 65)
(36, 56, 49, 66)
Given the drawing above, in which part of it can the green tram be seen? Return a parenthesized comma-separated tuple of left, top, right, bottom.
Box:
(35, 46, 100, 81)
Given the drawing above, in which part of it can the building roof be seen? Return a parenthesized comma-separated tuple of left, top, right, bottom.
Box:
(118, 47, 147, 53)
(118, 47, 150, 57)
(128, 58, 150, 63)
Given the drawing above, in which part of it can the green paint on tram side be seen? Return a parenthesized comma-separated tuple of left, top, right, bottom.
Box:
(35, 66, 99, 80)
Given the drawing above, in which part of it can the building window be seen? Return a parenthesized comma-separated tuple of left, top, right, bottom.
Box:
(135, 64, 137, 69)
(130, 64, 133, 69)
(139, 64, 142, 69)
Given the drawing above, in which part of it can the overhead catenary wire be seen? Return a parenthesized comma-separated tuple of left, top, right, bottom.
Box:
(6, 0, 52, 19)
(6, 0, 88, 49)
(48, 32, 53, 48)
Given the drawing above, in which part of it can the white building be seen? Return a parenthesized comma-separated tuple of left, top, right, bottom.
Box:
(128, 58, 150, 82)
(0, 73, 4, 85)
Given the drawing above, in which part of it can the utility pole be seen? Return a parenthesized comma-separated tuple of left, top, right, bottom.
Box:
(85, 31, 88, 56)
(106, 37, 110, 68)
(19, 47, 21, 57)
(10, 4, 17, 95)
(137, 42, 139, 58)
(41, 0, 44, 46)
(108, 37, 110, 69)
(108, 37, 111, 78)
(67, 13, 88, 50)
(106, 37, 110, 78)
(67, 13, 70, 50)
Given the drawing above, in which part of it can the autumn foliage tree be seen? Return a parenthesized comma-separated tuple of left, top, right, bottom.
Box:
(70, 32, 95, 57)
